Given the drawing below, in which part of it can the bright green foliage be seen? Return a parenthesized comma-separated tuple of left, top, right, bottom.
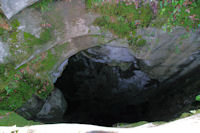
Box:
(195, 95, 200, 101)
(0, 110, 41, 126)
(0, 72, 52, 110)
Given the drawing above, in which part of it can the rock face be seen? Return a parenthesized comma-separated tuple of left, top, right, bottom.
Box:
(1, 0, 199, 126)
(16, 88, 67, 122)
(0, 0, 39, 19)
(37, 88, 67, 121)
(135, 27, 200, 83)
(55, 41, 200, 125)
(0, 41, 9, 63)
(16, 95, 45, 120)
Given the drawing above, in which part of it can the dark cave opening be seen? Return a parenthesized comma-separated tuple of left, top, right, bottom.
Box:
(54, 45, 200, 127)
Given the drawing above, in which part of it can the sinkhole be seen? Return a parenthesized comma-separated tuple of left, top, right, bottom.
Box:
(54, 45, 200, 126)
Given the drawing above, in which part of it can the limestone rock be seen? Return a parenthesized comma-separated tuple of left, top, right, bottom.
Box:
(36, 88, 67, 121)
(0, 41, 9, 63)
(135, 27, 200, 83)
(0, 0, 39, 19)
(15, 95, 45, 120)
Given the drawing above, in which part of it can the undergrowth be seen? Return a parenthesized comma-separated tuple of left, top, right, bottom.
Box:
(91, 1, 153, 48)
(86, 0, 200, 48)
(0, 71, 53, 110)
(0, 19, 54, 111)
(32, 0, 53, 13)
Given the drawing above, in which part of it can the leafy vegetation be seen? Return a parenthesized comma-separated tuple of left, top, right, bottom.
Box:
(0, 70, 53, 110)
(86, 0, 200, 48)
(158, 0, 200, 31)
(196, 95, 200, 101)
(91, 1, 153, 48)
(0, 16, 62, 112)
(32, 0, 53, 13)
(10, 19, 20, 30)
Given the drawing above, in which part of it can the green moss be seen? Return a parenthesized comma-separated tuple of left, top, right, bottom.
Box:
(54, 42, 69, 55)
(9, 31, 19, 44)
(153, 121, 167, 125)
(0, 28, 6, 36)
(175, 109, 200, 120)
(24, 28, 52, 46)
(0, 110, 41, 126)
(128, 35, 147, 49)
(179, 112, 191, 118)
(38, 28, 51, 43)
(114, 121, 148, 128)
(36, 50, 57, 72)
(0, 62, 17, 91)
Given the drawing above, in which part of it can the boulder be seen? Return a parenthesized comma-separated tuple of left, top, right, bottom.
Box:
(36, 88, 67, 121)
(15, 95, 45, 120)
(0, 0, 39, 19)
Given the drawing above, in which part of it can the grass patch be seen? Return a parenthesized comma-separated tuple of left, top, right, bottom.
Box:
(0, 110, 41, 126)
(23, 28, 52, 47)
(32, 0, 53, 13)
(178, 109, 200, 119)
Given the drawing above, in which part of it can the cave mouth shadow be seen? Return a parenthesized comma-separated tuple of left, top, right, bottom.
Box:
(54, 46, 200, 127)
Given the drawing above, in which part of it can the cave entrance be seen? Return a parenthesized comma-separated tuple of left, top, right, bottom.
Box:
(54, 45, 200, 126)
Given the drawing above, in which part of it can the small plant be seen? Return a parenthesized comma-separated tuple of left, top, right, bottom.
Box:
(10, 19, 20, 30)
(195, 95, 200, 101)
(32, 0, 53, 13)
